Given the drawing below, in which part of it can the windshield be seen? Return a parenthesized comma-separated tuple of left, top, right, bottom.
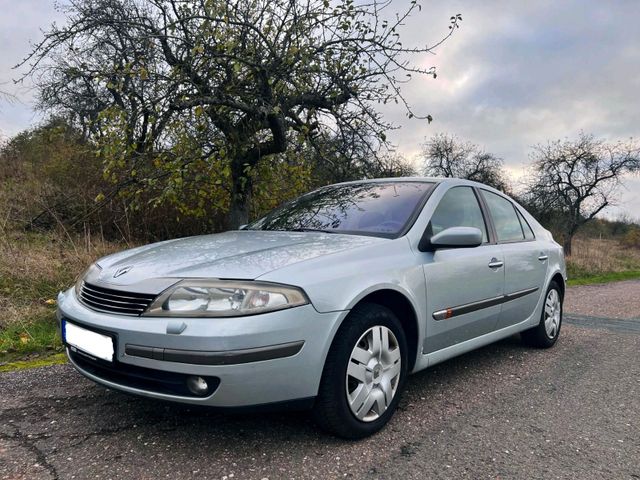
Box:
(247, 181, 435, 237)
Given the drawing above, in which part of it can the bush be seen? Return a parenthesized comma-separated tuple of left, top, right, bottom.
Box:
(621, 229, 640, 249)
(0, 118, 331, 241)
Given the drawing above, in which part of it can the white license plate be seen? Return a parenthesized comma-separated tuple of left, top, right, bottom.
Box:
(64, 321, 114, 362)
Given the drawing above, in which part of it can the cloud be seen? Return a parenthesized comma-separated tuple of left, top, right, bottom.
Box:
(0, 0, 638, 218)
(379, 0, 640, 218)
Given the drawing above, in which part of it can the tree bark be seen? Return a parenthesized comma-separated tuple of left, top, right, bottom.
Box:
(228, 183, 251, 229)
(227, 160, 252, 230)
(228, 194, 250, 229)
(563, 234, 573, 257)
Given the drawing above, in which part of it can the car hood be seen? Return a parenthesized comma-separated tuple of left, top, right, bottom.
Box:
(93, 230, 386, 289)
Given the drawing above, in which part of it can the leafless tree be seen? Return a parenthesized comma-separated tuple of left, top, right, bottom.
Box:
(421, 133, 510, 192)
(18, 0, 461, 228)
(525, 132, 640, 255)
(0, 88, 17, 106)
(370, 153, 416, 178)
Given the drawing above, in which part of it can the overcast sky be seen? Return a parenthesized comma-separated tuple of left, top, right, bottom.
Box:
(1, 0, 639, 219)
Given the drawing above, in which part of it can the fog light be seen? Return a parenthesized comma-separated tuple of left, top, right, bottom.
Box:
(186, 376, 209, 396)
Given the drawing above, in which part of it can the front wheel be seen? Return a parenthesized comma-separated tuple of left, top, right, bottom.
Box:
(522, 281, 563, 348)
(313, 303, 408, 439)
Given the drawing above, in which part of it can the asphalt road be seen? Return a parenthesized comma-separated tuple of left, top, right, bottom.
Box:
(1, 286, 639, 479)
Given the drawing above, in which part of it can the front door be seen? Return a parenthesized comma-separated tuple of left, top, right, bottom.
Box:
(420, 186, 505, 354)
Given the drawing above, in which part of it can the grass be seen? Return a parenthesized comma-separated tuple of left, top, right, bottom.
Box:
(0, 309, 62, 359)
(567, 270, 640, 286)
(0, 228, 125, 367)
(0, 353, 67, 372)
(566, 237, 640, 286)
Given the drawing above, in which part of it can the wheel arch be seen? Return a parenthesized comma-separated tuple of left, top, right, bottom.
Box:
(549, 271, 566, 300)
(346, 288, 420, 372)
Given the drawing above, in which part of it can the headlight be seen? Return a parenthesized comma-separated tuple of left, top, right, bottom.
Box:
(143, 280, 309, 317)
(75, 263, 102, 295)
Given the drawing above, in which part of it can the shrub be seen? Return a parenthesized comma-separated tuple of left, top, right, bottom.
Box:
(621, 229, 640, 249)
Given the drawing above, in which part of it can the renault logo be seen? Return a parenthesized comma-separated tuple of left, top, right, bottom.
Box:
(113, 266, 133, 278)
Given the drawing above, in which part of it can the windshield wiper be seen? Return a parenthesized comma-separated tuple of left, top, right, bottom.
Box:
(287, 227, 338, 234)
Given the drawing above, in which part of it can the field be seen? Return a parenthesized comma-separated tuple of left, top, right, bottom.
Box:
(0, 229, 124, 364)
(1, 229, 639, 366)
(566, 237, 640, 285)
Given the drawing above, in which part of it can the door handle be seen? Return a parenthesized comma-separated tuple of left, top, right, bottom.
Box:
(538, 254, 548, 261)
(488, 258, 504, 269)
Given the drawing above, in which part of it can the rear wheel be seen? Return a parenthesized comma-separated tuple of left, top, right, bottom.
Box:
(313, 303, 408, 439)
(522, 281, 563, 348)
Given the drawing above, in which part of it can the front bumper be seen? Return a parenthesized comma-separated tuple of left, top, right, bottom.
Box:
(57, 288, 347, 407)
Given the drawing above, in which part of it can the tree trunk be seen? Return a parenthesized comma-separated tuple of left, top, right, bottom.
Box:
(563, 234, 573, 257)
(228, 196, 250, 230)
(227, 162, 252, 230)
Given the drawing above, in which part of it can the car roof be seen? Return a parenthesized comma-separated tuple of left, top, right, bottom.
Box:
(329, 176, 498, 192)
(328, 176, 522, 205)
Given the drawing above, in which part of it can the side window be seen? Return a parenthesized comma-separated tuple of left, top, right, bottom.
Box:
(516, 208, 535, 240)
(481, 190, 525, 242)
(430, 186, 488, 243)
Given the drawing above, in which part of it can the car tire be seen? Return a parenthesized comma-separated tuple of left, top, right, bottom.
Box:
(521, 280, 563, 348)
(313, 302, 408, 439)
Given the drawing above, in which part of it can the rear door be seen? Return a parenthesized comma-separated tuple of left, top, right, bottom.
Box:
(420, 186, 505, 354)
(479, 190, 548, 329)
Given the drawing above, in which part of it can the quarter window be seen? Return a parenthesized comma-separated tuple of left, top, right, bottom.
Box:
(516, 209, 535, 240)
(481, 190, 525, 242)
(430, 187, 488, 242)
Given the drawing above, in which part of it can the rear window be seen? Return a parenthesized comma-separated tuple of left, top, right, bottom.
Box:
(481, 190, 525, 242)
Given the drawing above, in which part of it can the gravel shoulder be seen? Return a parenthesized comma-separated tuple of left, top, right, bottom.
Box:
(564, 279, 640, 319)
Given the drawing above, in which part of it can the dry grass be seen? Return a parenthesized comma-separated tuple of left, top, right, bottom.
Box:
(566, 237, 640, 284)
(0, 227, 126, 359)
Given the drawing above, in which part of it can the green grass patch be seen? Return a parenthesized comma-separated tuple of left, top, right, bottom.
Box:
(567, 270, 640, 286)
(0, 310, 63, 362)
(0, 352, 67, 372)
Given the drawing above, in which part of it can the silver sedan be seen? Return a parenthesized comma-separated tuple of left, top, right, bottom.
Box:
(57, 178, 566, 438)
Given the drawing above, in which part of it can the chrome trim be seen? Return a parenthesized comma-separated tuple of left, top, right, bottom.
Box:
(488, 258, 504, 269)
(80, 289, 150, 307)
(433, 287, 539, 320)
(78, 282, 156, 316)
(82, 283, 155, 302)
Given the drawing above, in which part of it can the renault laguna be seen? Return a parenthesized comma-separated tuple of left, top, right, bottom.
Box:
(57, 178, 566, 438)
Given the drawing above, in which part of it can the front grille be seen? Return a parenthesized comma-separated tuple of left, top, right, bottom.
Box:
(79, 282, 156, 316)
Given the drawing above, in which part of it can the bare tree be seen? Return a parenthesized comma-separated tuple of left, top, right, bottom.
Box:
(369, 153, 416, 178)
(525, 132, 640, 255)
(0, 88, 17, 107)
(421, 133, 510, 192)
(302, 130, 415, 185)
(18, 0, 461, 228)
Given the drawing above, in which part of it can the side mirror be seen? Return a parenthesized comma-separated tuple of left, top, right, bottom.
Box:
(238, 224, 248, 230)
(419, 226, 483, 252)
